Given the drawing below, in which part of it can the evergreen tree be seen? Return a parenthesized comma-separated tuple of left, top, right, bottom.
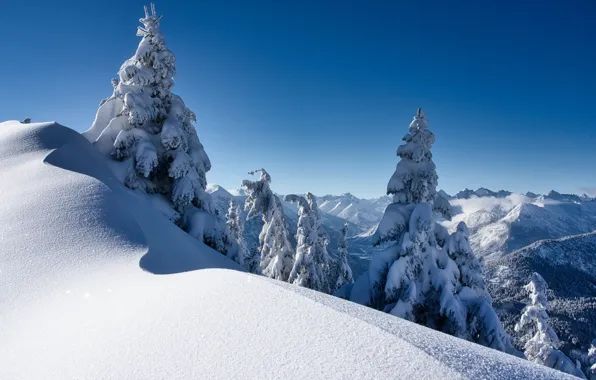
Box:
(226, 200, 246, 266)
(331, 223, 354, 293)
(244, 247, 262, 275)
(515, 273, 585, 378)
(587, 340, 596, 380)
(360, 108, 514, 352)
(86, 4, 235, 257)
(445, 222, 489, 299)
(306, 192, 332, 292)
(285, 193, 330, 292)
(242, 169, 294, 281)
(445, 221, 513, 351)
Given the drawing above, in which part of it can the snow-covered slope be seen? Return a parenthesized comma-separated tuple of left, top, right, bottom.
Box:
(486, 231, 596, 363)
(0, 120, 572, 379)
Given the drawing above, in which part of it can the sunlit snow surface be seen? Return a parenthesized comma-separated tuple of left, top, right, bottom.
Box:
(0, 121, 572, 379)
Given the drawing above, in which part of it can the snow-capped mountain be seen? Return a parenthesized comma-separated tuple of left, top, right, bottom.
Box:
(317, 193, 391, 230)
(443, 193, 596, 260)
(453, 187, 512, 199)
(206, 184, 234, 199)
(486, 231, 596, 362)
(438, 189, 453, 200)
(541, 190, 584, 203)
(1, 120, 568, 379)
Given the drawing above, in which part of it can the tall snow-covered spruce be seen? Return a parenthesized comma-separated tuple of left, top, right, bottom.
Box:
(285, 193, 331, 292)
(331, 223, 353, 293)
(348, 108, 515, 354)
(242, 169, 295, 281)
(84, 4, 236, 258)
(515, 273, 585, 378)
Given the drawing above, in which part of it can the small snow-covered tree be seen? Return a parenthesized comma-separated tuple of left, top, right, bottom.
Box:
(331, 223, 353, 293)
(243, 247, 262, 275)
(350, 108, 515, 353)
(515, 273, 585, 378)
(587, 340, 596, 380)
(445, 222, 488, 299)
(242, 169, 294, 281)
(285, 193, 331, 292)
(226, 200, 246, 266)
(85, 4, 235, 257)
(306, 192, 332, 292)
(445, 221, 514, 352)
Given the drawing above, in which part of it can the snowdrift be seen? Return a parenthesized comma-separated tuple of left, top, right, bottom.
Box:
(0, 120, 573, 379)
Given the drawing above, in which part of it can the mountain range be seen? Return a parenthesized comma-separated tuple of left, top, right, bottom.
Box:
(208, 185, 596, 360)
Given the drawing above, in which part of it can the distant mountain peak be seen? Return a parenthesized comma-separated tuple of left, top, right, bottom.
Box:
(206, 184, 233, 199)
(437, 189, 453, 200)
(454, 188, 475, 199)
(544, 190, 582, 203)
(454, 187, 511, 199)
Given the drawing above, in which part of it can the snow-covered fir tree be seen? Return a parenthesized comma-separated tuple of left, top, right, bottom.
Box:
(587, 340, 596, 380)
(84, 4, 236, 258)
(331, 223, 353, 293)
(226, 200, 246, 266)
(515, 272, 585, 378)
(444, 221, 513, 351)
(243, 247, 262, 275)
(285, 193, 331, 292)
(305, 192, 332, 292)
(242, 169, 294, 281)
(355, 108, 515, 353)
(445, 222, 489, 300)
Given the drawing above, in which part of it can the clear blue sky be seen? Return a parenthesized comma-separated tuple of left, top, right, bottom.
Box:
(2, 0, 594, 198)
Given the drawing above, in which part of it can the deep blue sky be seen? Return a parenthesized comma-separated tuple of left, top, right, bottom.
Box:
(2, 0, 595, 198)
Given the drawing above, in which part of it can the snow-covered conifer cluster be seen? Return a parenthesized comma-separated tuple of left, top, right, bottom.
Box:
(85, 4, 236, 258)
(236, 176, 352, 294)
(331, 223, 354, 292)
(242, 169, 295, 280)
(284, 193, 331, 292)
